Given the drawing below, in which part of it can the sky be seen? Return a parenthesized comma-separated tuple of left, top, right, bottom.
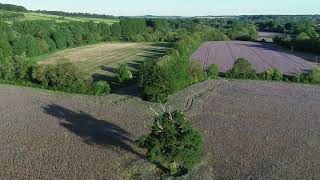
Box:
(1, 0, 319, 16)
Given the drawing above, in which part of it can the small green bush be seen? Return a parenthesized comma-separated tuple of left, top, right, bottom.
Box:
(258, 69, 274, 80)
(227, 58, 257, 79)
(91, 81, 110, 95)
(259, 69, 283, 81)
(137, 111, 204, 176)
(293, 73, 310, 83)
(309, 67, 320, 84)
(272, 69, 283, 81)
(207, 64, 219, 79)
(115, 64, 133, 83)
(0, 58, 15, 81)
(188, 61, 206, 83)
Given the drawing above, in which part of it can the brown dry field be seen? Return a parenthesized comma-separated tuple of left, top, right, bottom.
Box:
(0, 80, 320, 179)
(192, 41, 315, 75)
(38, 42, 168, 79)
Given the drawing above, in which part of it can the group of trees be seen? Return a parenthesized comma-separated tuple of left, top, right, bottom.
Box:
(139, 28, 228, 102)
(0, 54, 110, 95)
(0, 3, 27, 12)
(227, 21, 258, 41)
(250, 16, 320, 54)
(274, 31, 320, 54)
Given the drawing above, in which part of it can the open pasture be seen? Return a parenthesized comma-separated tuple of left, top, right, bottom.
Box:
(192, 41, 315, 75)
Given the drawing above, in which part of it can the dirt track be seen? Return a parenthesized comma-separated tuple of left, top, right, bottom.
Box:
(0, 80, 320, 179)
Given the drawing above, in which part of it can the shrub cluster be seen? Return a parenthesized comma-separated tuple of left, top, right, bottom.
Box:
(115, 64, 133, 83)
(226, 58, 258, 79)
(227, 58, 320, 85)
(0, 55, 110, 95)
(292, 67, 320, 84)
(258, 69, 283, 81)
(137, 111, 204, 176)
(207, 64, 219, 79)
(0, 54, 33, 81)
(309, 67, 320, 84)
(32, 62, 110, 95)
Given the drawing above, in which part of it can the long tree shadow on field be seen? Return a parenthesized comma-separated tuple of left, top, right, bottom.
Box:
(42, 104, 142, 157)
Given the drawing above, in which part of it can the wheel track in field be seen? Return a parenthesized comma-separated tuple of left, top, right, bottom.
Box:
(257, 43, 302, 74)
(273, 47, 313, 73)
(204, 46, 210, 69)
(246, 44, 273, 71)
(183, 82, 224, 112)
(226, 42, 236, 62)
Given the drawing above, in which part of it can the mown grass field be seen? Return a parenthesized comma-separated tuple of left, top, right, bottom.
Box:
(1, 11, 119, 24)
(37, 42, 169, 80)
(23, 12, 119, 24)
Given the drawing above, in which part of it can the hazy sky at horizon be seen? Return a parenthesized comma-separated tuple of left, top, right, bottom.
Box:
(1, 0, 319, 16)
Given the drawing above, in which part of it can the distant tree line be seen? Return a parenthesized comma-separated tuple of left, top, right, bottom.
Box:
(236, 15, 320, 55)
(272, 22, 320, 54)
(34, 10, 117, 19)
(239, 15, 320, 33)
(0, 3, 27, 12)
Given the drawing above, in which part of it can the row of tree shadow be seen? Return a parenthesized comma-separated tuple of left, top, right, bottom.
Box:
(42, 104, 141, 157)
